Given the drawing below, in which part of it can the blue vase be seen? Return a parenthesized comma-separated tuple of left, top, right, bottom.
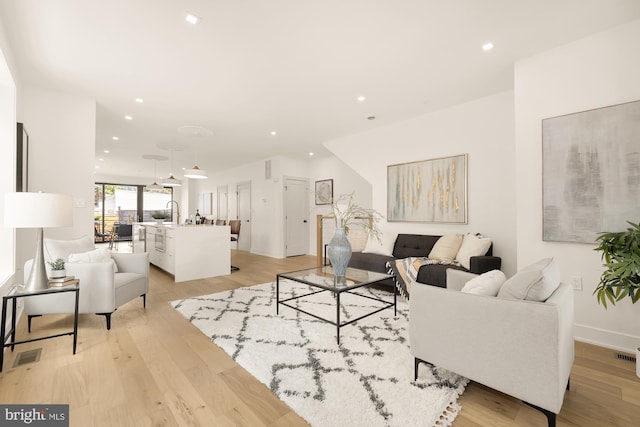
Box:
(328, 227, 352, 276)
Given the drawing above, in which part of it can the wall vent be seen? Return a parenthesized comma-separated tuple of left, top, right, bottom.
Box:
(13, 348, 42, 367)
(615, 352, 636, 363)
(265, 160, 271, 180)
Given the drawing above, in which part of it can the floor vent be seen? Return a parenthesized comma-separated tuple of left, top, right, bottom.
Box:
(615, 352, 636, 363)
(13, 348, 42, 367)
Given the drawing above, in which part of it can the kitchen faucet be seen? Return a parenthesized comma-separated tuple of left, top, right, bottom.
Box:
(166, 200, 180, 224)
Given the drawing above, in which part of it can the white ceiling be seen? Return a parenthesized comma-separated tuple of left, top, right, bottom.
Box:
(2, 0, 640, 180)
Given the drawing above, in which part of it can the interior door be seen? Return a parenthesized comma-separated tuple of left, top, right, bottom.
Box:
(217, 185, 228, 221)
(284, 177, 309, 256)
(237, 181, 251, 252)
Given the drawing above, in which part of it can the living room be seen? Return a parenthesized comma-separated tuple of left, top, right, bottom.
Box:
(1, 2, 640, 426)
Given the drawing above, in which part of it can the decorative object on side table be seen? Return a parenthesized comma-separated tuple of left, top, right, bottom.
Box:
(328, 193, 382, 276)
(47, 258, 66, 279)
(3, 192, 73, 292)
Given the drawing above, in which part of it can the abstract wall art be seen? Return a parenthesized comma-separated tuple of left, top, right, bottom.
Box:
(542, 100, 640, 243)
(387, 154, 467, 223)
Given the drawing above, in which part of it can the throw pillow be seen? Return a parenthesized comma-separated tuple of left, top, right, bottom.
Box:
(44, 235, 95, 262)
(347, 229, 369, 253)
(497, 258, 560, 302)
(362, 232, 396, 257)
(428, 234, 464, 262)
(68, 247, 119, 273)
(455, 233, 492, 270)
(461, 270, 506, 296)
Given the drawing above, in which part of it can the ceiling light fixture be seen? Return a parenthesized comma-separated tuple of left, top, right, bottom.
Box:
(184, 165, 207, 179)
(112, 136, 119, 141)
(357, 96, 366, 102)
(482, 42, 494, 51)
(185, 12, 200, 25)
(104, 150, 110, 153)
(309, 152, 314, 156)
(162, 149, 182, 187)
(124, 115, 133, 120)
(135, 98, 144, 103)
(143, 154, 167, 190)
(271, 131, 277, 136)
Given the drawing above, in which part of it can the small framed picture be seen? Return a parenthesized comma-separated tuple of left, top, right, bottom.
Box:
(315, 179, 333, 205)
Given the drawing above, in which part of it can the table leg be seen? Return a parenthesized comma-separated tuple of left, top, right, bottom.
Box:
(276, 275, 280, 315)
(10, 298, 16, 351)
(73, 288, 80, 354)
(394, 280, 397, 316)
(336, 292, 341, 344)
(0, 298, 7, 372)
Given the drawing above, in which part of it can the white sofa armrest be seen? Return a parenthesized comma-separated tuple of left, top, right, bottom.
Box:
(409, 282, 574, 414)
(112, 253, 149, 276)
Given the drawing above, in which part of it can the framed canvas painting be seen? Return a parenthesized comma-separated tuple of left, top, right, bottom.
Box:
(315, 179, 333, 205)
(387, 154, 467, 223)
(542, 100, 640, 243)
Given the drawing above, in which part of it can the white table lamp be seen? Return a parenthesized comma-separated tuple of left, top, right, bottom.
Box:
(4, 192, 73, 292)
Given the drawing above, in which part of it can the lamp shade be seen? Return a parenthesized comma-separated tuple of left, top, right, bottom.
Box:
(4, 192, 73, 228)
(161, 174, 182, 187)
(184, 165, 208, 179)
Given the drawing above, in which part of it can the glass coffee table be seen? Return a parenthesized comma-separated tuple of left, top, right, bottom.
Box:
(276, 266, 396, 344)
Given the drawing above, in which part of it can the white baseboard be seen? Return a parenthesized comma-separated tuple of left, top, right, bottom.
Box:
(249, 248, 284, 259)
(574, 323, 640, 354)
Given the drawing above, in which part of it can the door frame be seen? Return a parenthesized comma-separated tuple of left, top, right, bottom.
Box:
(282, 176, 310, 257)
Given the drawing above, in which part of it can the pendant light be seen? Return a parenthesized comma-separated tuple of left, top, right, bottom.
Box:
(184, 165, 208, 179)
(162, 149, 182, 187)
(144, 155, 164, 190)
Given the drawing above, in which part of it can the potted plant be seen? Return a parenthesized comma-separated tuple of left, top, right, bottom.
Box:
(151, 211, 168, 224)
(47, 258, 66, 279)
(593, 220, 640, 308)
(327, 192, 383, 276)
(593, 220, 640, 378)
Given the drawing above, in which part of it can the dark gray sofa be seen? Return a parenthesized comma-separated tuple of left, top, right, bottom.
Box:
(348, 233, 501, 288)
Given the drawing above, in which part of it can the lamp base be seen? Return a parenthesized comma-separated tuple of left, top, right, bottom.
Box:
(24, 228, 49, 292)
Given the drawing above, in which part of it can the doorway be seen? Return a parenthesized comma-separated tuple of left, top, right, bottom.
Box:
(284, 177, 309, 257)
(237, 181, 251, 252)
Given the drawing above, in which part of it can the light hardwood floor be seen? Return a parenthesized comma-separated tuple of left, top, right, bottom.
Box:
(1, 251, 638, 426)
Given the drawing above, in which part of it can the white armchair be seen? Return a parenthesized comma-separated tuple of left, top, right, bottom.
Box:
(24, 235, 149, 330)
(410, 267, 574, 427)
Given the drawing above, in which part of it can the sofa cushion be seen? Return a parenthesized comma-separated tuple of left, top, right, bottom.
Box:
(456, 233, 492, 270)
(428, 234, 464, 262)
(362, 232, 396, 256)
(498, 258, 560, 302)
(44, 235, 95, 262)
(349, 251, 395, 274)
(393, 234, 440, 259)
(416, 263, 467, 288)
(462, 270, 506, 296)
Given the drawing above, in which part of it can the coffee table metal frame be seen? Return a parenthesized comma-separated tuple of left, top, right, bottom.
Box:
(276, 266, 396, 344)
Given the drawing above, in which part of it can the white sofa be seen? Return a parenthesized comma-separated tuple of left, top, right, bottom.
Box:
(24, 235, 149, 330)
(409, 266, 574, 427)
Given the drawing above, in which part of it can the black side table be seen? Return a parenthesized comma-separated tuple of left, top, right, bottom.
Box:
(1, 283, 80, 372)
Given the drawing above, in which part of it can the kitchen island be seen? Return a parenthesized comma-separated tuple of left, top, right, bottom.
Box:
(133, 222, 230, 282)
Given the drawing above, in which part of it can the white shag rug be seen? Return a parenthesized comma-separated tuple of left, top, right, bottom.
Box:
(171, 281, 468, 427)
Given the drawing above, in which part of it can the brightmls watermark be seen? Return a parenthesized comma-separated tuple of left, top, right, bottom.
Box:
(1, 405, 68, 426)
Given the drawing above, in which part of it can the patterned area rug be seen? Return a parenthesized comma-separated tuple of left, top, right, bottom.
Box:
(171, 281, 468, 427)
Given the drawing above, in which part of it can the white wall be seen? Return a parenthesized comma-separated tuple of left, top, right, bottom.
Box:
(20, 86, 96, 265)
(324, 91, 518, 276)
(515, 19, 640, 352)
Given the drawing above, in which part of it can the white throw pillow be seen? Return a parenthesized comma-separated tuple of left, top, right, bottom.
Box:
(44, 235, 95, 262)
(461, 270, 507, 296)
(362, 232, 396, 257)
(68, 247, 118, 273)
(497, 258, 560, 302)
(455, 233, 492, 270)
(428, 234, 464, 262)
(347, 229, 369, 253)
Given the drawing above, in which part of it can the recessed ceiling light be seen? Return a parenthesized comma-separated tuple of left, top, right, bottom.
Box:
(112, 136, 119, 141)
(98, 158, 104, 162)
(367, 116, 376, 120)
(357, 96, 366, 102)
(124, 115, 133, 120)
(185, 12, 200, 25)
(135, 98, 144, 103)
(482, 42, 494, 51)
(271, 131, 277, 136)
(309, 152, 314, 156)
(103, 150, 110, 153)
(95, 165, 100, 169)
